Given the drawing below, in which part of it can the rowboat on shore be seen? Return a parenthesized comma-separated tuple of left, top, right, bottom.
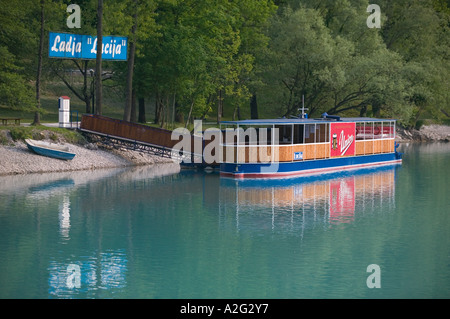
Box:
(25, 139, 76, 160)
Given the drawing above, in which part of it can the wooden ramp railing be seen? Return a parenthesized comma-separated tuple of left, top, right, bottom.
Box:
(79, 114, 205, 163)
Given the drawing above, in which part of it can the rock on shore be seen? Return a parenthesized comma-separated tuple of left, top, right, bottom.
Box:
(396, 125, 450, 142)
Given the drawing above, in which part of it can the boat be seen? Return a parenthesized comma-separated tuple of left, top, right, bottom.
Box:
(219, 113, 402, 179)
(77, 114, 403, 179)
(25, 139, 76, 160)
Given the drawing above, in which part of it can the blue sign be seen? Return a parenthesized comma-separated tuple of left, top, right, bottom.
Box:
(294, 152, 303, 161)
(49, 32, 128, 61)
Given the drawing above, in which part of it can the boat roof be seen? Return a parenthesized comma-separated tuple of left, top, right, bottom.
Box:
(220, 117, 396, 126)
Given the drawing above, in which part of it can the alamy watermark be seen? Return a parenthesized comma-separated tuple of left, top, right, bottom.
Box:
(366, 264, 381, 288)
(367, 4, 381, 29)
(66, 4, 81, 29)
(66, 264, 81, 289)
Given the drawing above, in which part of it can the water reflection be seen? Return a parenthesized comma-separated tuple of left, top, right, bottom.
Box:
(0, 163, 180, 298)
(59, 195, 71, 239)
(219, 166, 397, 234)
(48, 249, 128, 298)
(0, 162, 402, 298)
(0, 163, 180, 197)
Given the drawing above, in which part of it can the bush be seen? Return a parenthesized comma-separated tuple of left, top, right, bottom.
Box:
(6, 126, 86, 145)
(9, 126, 32, 141)
(0, 130, 13, 145)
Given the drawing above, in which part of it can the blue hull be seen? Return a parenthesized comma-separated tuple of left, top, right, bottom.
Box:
(27, 143, 76, 161)
(220, 152, 402, 179)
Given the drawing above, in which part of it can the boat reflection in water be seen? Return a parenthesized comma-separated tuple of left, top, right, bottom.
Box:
(218, 166, 397, 234)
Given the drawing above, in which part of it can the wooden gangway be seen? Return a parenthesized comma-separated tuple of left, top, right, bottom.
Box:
(79, 114, 207, 165)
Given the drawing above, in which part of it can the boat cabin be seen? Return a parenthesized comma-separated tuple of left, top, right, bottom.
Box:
(219, 117, 396, 164)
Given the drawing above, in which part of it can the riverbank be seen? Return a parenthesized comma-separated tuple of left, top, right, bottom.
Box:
(1, 124, 448, 176)
(396, 124, 450, 142)
(0, 128, 175, 176)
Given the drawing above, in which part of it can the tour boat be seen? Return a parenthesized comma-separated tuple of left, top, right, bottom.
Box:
(219, 114, 402, 179)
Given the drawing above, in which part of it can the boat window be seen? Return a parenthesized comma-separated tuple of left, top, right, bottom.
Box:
(276, 125, 293, 145)
(222, 128, 238, 145)
(384, 121, 395, 139)
(237, 126, 258, 145)
(316, 124, 329, 143)
(389, 121, 395, 139)
(366, 122, 374, 140)
(293, 124, 304, 144)
(256, 126, 273, 145)
(304, 124, 316, 144)
(374, 122, 382, 139)
(356, 122, 365, 140)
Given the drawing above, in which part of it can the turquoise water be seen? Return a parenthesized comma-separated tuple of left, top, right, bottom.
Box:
(0, 143, 449, 299)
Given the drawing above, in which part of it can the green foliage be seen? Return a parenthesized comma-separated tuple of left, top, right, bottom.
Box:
(8, 127, 33, 141)
(5, 126, 86, 144)
(0, 46, 35, 110)
(1, 0, 448, 127)
(254, 0, 450, 126)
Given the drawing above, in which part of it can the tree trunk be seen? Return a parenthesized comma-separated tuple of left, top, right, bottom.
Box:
(83, 60, 92, 114)
(232, 106, 241, 121)
(123, 1, 138, 122)
(160, 99, 166, 128)
(138, 97, 146, 123)
(185, 101, 195, 128)
(360, 104, 367, 117)
(130, 89, 136, 122)
(154, 94, 161, 124)
(171, 92, 176, 128)
(176, 111, 184, 124)
(250, 93, 258, 119)
(372, 103, 381, 118)
(95, 0, 103, 115)
(33, 0, 45, 126)
(217, 89, 223, 124)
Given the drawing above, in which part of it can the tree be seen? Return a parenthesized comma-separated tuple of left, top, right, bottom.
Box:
(128, 0, 276, 127)
(95, 0, 104, 115)
(32, 0, 45, 126)
(262, 7, 345, 117)
(104, 0, 158, 122)
(256, 0, 447, 126)
(0, 0, 36, 111)
(123, 0, 138, 122)
(48, 0, 97, 115)
(0, 46, 34, 110)
(378, 0, 450, 126)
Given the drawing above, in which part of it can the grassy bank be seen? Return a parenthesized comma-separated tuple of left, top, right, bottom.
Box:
(0, 79, 125, 124)
(0, 125, 86, 146)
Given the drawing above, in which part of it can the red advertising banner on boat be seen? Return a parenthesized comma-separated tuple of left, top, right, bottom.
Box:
(330, 122, 356, 157)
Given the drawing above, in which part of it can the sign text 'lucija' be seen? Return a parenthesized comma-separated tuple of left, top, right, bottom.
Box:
(49, 32, 128, 61)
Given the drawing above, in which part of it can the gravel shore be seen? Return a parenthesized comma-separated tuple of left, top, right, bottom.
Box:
(0, 140, 176, 176)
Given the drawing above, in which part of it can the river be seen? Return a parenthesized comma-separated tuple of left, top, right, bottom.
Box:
(0, 143, 449, 299)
